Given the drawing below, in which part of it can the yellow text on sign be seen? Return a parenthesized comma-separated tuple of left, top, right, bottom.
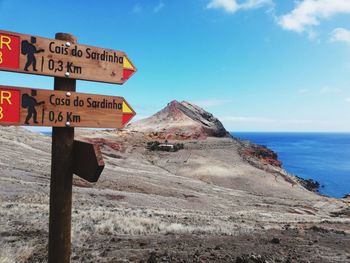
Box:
(0, 90, 12, 105)
(0, 90, 12, 120)
(0, 35, 12, 50)
(0, 35, 12, 65)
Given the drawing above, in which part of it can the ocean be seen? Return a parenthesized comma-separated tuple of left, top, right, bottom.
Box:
(232, 132, 350, 198)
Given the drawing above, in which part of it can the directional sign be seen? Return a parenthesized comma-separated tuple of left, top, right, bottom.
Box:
(0, 30, 136, 84)
(0, 85, 136, 128)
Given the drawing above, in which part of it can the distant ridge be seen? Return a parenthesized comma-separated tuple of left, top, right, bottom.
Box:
(126, 100, 230, 140)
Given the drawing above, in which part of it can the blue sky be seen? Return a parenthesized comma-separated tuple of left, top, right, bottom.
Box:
(1, 0, 350, 132)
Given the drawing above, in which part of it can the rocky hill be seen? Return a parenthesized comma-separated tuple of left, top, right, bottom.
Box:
(127, 100, 230, 139)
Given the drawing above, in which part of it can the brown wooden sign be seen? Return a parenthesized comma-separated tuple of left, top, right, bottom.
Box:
(0, 30, 136, 84)
(0, 85, 136, 128)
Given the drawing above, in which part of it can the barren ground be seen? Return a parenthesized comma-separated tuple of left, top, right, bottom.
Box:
(0, 127, 349, 262)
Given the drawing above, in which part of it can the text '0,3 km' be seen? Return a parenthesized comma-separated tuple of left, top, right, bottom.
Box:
(0, 85, 136, 128)
(0, 30, 137, 84)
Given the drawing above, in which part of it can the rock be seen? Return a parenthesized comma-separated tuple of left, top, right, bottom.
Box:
(82, 137, 125, 152)
(127, 100, 230, 140)
(139, 242, 147, 247)
(235, 254, 267, 263)
(295, 177, 320, 192)
(214, 245, 221, 250)
(147, 252, 157, 263)
(239, 142, 282, 167)
(235, 256, 246, 263)
(5, 204, 14, 209)
(330, 207, 350, 218)
(310, 225, 329, 233)
(271, 237, 280, 244)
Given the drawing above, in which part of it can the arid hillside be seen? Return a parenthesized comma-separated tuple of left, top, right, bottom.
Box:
(0, 101, 349, 263)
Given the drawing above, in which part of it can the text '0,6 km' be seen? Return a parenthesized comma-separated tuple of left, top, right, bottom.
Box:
(0, 30, 137, 84)
(0, 85, 136, 128)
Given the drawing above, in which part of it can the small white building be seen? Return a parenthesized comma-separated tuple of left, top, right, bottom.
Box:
(158, 144, 174, 151)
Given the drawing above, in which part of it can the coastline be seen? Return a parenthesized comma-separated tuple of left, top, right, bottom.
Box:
(232, 132, 350, 199)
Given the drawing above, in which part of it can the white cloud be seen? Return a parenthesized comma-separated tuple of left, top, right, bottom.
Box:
(207, 0, 239, 13)
(153, 2, 165, 13)
(240, 0, 273, 10)
(278, 0, 350, 33)
(345, 97, 350, 103)
(206, 0, 272, 13)
(193, 99, 232, 107)
(330, 27, 350, 45)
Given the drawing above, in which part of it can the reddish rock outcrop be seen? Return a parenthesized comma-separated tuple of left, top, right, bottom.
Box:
(239, 142, 282, 168)
(82, 138, 125, 152)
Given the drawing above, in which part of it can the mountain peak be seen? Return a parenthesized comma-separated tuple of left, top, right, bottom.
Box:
(127, 100, 230, 140)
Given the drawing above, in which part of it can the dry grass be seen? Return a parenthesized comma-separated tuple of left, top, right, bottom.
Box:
(0, 245, 35, 263)
(0, 202, 48, 263)
(1, 200, 247, 262)
(70, 206, 252, 246)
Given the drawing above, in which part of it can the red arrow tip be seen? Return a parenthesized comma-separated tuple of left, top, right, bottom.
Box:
(123, 69, 135, 81)
(122, 113, 135, 126)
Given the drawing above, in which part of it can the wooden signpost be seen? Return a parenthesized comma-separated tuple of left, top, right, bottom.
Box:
(0, 30, 137, 263)
(0, 30, 137, 84)
(0, 85, 136, 128)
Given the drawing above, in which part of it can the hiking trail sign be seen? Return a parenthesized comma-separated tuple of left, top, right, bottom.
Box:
(0, 85, 136, 128)
(0, 31, 137, 263)
(0, 30, 136, 84)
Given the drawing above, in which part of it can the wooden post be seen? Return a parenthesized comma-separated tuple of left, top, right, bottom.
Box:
(48, 33, 77, 263)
